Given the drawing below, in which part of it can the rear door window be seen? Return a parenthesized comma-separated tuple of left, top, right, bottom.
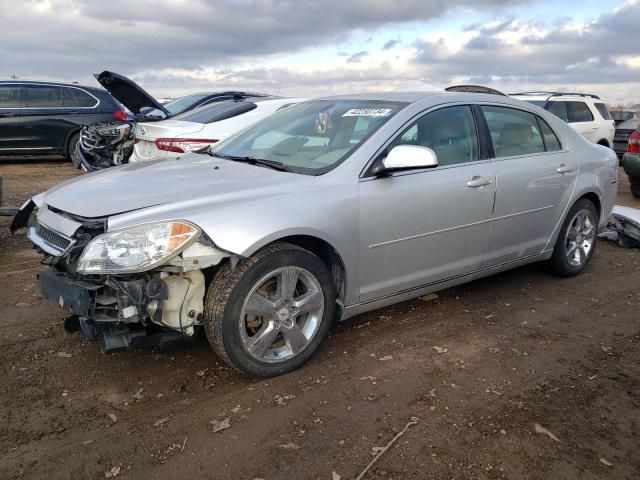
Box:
(594, 103, 611, 120)
(0, 85, 21, 108)
(62, 88, 97, 107)
(26, 85, 63, 108)
(566, 102, 594, 123)
(481, 106, 545, 158)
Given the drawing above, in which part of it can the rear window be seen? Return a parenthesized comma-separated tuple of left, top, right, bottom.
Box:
(26, 85, 63, 108)
(611, 110, 635, 122)
(164, 93, 211, 115)
(173, 101, 257, 124)
(0, 85, 21, 108)
(62, 88, 97, 107)
(616, 119, 640, 131)
(566, 101, 594, 123)
(594, 103, 611, 120)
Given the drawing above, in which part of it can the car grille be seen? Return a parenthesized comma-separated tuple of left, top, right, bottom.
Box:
(35, 222, 73, 252)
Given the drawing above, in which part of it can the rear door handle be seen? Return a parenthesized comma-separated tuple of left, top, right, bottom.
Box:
(466, 176, 492, 188)
(557, 164, 575, 174)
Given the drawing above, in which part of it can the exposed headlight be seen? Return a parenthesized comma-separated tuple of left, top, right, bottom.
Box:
(77, 221, 200, 274)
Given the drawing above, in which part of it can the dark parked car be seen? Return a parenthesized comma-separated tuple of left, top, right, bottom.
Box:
(610, 109, 640, 126)
(0, 81, 128, 159)
(613, 118, 640, 160)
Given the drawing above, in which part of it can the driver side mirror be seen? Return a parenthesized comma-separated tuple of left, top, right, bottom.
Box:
(372, 145, 438, 176)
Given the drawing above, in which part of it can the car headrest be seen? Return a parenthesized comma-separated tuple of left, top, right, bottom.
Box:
(499, 123, 532, 145)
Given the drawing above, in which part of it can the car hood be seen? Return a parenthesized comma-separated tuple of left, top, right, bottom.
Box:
(94, 71, 169, 116)
(43, 155, 308, 218)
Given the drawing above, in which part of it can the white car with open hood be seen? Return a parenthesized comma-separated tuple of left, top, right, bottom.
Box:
(130, 97, 305, 161)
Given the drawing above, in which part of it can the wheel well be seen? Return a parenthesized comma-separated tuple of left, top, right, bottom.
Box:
(578, 192, 602, 221)
(597, 139, 610, 148)
(272, 235, 347, 304)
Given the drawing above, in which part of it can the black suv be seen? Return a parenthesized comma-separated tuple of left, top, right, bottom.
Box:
(0, 81, 127, 159)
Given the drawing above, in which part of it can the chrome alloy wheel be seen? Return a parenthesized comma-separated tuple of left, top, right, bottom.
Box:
(239, 266, 325, 363)
(564, 209, 596, 267)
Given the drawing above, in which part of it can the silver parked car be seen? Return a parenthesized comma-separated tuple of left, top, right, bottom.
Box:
(12, 91, 618, 377)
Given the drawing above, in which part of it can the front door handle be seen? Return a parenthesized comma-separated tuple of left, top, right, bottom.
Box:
(466, 176, 492, 188)
(557, 164, 575, 174)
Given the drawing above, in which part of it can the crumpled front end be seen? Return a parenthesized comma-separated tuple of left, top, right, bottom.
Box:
(18, 201, 230, 352)
(72, 121, 136, 172)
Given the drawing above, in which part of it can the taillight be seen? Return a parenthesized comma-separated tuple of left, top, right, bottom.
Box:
(628, 132, 640, 154)
(113, 110, 129, 121)
(154, 138, 219, 153)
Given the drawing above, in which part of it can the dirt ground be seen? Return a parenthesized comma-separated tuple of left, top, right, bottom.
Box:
(0, 160, 639, 480)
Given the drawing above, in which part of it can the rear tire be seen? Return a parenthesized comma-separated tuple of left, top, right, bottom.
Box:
(66, 132, 80, 160)
(204, 243, 336, 377)
(629, 177, 640, 199)
(548, 199, 598, 277)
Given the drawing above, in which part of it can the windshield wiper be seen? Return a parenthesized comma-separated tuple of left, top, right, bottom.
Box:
(211, 152, 290, 172)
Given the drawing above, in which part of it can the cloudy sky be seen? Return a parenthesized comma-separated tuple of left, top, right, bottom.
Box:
(1, 0, 639, 104)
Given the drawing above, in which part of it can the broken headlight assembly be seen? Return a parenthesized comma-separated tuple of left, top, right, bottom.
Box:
(76, 221, 200, 274)
(74, 121, 136, 171)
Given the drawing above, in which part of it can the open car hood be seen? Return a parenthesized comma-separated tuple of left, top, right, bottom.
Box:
(94, 71, 170, 116)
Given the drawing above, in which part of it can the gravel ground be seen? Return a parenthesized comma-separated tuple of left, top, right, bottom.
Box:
(0, 160, 639, 480)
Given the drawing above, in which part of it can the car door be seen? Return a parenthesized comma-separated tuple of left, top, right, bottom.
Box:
(358, 105, 496, 302)
(0, 84, 25, 152)
(566, 101, 598, 142)
(480, 105, 578, 265)
(21, 84, 71, 153)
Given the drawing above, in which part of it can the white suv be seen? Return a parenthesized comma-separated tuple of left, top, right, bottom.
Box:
(511, 92, 615, 148)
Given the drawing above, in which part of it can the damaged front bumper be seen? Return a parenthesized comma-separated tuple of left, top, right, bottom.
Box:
(16, 199, 231, 353)
(73, 121, 135, 172)
(39, 267, 204, 352)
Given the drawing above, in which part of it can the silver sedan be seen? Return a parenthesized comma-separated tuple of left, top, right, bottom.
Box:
(14, 91, 618, 377)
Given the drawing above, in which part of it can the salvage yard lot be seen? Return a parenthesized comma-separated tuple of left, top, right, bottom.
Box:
(0, 160, 639, 480)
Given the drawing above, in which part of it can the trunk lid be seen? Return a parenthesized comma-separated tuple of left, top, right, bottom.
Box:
(94, 71, 169, 116)
(133, 120, 206, 161)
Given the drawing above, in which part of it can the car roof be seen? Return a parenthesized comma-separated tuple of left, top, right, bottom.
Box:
(511, 92, 601, 102)
(0, 80, 105, 94)
(316, 91, 448, 102)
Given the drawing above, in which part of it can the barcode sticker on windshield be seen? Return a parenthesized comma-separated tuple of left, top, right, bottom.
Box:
(343, 108, 393, 117)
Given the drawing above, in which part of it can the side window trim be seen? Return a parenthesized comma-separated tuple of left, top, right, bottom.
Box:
(360, 103, 483, 178)
(471, 104, 494, 160)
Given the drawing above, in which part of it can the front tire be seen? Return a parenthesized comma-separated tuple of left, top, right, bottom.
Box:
(66, 132, 80, 161)
(548, 199, 598, 277)
(204, 243, 336, 377)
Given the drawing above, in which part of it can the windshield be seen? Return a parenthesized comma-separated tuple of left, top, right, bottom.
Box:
(524, 100, 547, 108)
(211, 99, 408, 175)
(164, 93, 211, 115)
